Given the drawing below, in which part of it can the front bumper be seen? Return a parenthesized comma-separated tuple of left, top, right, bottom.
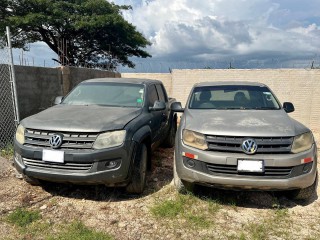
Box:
(175, 141, 318, 190)
(14, 140, 136, 186)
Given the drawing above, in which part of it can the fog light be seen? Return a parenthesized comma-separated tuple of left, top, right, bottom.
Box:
(186, 159, 195, 168)
(14, 152, 22, 164)
(302, 163, 312, 173)
(106, 161, 118, 169)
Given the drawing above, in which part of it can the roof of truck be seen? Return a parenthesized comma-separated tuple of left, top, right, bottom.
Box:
(194, 81, 267, 87)
(82, 78, 163, 85)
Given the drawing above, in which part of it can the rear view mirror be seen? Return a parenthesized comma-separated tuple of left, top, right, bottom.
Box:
(54, 96, 64, 105)
(149, 100, 166, 111)
(283, 102, 294, 113)
(171, 102, 184, 112)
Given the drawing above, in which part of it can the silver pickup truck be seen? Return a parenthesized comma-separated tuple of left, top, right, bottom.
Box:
(172, 81, 317, 200)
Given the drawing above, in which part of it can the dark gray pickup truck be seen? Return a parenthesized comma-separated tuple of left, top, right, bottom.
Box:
(14, 78, 177, 193)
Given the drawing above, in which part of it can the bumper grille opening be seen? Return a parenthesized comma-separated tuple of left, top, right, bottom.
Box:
(23, 158, 93, 172)
(206, 163, 293, 177)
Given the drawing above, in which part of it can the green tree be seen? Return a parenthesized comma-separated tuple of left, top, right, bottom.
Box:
(0, 0, 151, 69)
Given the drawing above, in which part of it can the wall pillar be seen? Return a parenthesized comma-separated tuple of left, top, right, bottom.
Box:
(61, 66, 70, 95)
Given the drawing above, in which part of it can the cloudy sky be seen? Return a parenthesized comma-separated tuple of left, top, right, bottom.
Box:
(14, 0, 320, 72)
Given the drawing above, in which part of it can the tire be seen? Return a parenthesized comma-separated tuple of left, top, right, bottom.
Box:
(173, 153, 194, 194)
(126, 144, 148, 194)
(23, 175, 40, 186)
(162, 120, 177, 148)
(288, 173, 318, 201)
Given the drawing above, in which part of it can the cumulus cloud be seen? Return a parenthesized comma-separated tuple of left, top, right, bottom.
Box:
(13, 42, 58, 67)
(113, 0, 320, 68)
(14, 0, 320, 69)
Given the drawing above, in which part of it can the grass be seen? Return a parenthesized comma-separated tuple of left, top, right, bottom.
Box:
(150, 190, 220, 229)
(6, 208, 41, 227)
(150, 199, 184, 218)
(48, 221, 113, 240)
(150, 186, 300, 239)
(186, 214, 211, 228)
(243, 208, 291, 240)
(0, 144, 14, 159)
(5, 208, 113, 240)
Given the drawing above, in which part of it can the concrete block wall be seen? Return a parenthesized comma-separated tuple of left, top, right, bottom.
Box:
(67, 67, 121, 92)
(121, 69, 320, 143)
(15, 66, 62, 120)
(11, 66, 320, 142)
(14, 66, 118, 119)
(121, 73, 172, 96)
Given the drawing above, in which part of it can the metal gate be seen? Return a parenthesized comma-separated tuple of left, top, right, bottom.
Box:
(0, 27, 19, 149)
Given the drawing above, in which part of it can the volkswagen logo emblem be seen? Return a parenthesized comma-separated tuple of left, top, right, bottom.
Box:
(241, 139, 258, 154)
(49, 134, 63, 149)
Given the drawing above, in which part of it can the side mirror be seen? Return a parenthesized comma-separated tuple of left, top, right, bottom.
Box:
(283, 102, 294, 113)
(54, 96, 64, 105)
(149, 100, 166, 111)
(171, 102, 184, 112)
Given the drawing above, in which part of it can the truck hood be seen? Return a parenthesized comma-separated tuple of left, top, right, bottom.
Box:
(21, 105, 142, 132)
(184, 109, 308, 137)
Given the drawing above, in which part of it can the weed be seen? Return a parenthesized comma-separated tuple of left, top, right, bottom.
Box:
(239, 233, 247, 240)
(227, 233, 247, 240)
(150, 192, 219, 230)
(48, 221, 113, 240)
(47, 198, 58, 208)
(247, 222, 268, 240)
(7, 208, 41, 227)
(150, 199, 184, 218)
(0, 144, 14, 159)
(186, 214, 211, 228)
(274, 208, 289, 221)
(243, 207, 291, 240)
(207, 199, 221, 214)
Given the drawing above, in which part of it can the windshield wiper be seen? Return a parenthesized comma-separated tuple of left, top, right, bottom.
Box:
(251, 107, 279, 110)
(214, 107, 279, 110)
(216, 107, 241, 110)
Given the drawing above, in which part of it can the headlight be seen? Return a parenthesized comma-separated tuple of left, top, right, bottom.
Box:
(15, 125, 25, 145)
(291, 132, 314, 153)
(182, 129, 208, 150)
(93, 130, 126, 149)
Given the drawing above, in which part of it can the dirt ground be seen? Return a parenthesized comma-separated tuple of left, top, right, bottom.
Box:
(0, 148, 319, 240)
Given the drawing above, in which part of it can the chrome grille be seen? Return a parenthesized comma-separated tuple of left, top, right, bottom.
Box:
(23, 158, 93, 172)
(206, 135, 293, 154)
(24, 129, 98, 150)
(207, 163, 292, 177)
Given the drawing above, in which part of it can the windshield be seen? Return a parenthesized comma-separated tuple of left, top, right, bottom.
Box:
(62, 82, 145, 108)
(189, 85, 281, 110)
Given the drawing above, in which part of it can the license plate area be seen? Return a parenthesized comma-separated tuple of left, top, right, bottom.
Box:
(237, 159, 264, 173)
(42, 149, 64, 163)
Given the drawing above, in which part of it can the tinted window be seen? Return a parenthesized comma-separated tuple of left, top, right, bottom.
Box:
(148, 85, 159, 106)
(62, 82, 145, 108)
(156, 84, 167, 102)
(189, 85, 281, 110)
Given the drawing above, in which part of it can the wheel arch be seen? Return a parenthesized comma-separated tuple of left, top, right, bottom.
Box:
(132, 125, 152, 170)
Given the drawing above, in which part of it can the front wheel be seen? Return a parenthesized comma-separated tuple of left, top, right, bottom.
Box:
(126, 144, 148, 194)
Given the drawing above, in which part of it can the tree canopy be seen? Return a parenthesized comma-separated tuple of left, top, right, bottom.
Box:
(0, 0, 151, 69)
